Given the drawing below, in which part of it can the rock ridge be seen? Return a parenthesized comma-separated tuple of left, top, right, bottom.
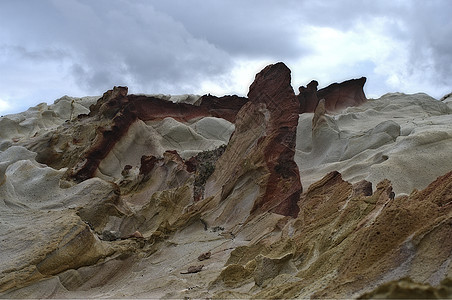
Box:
(298, 76, 367, 113)
(1, 62, 451, 299)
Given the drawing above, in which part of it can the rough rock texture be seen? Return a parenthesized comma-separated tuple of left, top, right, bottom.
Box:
(1, 62, 452, 299)
(208, 170, 452, 298)
(70, 88, 246, 182)
(0, 95, 97, 151)
(13, 89, 238, 183)
(298, 77, 367, 113)
(296, 92, 452, 195)
(358, 277, 452, 299)
(202, 62, 302, 222)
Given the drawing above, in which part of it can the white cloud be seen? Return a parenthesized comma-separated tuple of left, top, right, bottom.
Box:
(0, 97, 12, 115)
(199, 58, 273, 96)
(288, 14, 451, 99)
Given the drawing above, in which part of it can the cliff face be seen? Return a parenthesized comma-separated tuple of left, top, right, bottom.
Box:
(1, 62, 452, 299)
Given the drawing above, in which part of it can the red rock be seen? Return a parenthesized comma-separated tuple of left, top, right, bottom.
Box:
(197, 94, 249, 123)
(248, 62, 302, 217)
(317, 77, 367, 112)
(89, 86, 129, 118)
(297, 77, 367, 113)
(130, 95, 210, 123)
(207, 62, 302, 218)
(139, 155, 160, 175)
(129, 94, 247, 123)
(298, 80, 319, 113)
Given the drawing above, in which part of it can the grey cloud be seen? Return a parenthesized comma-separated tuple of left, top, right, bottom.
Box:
(290, 0, 452, 96)
(1, 0, 234, 95)
(1, 45, 70, 61)
(1, 0, 452, 113)
(404, 2, 452, 86)
(149, 0, 310, 59)
(76, 1, 233, 93)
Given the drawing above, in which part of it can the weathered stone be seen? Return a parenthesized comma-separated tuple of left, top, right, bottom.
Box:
(298, 77, 367, 113)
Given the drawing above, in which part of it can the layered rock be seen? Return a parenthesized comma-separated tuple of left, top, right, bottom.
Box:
(358, 277, 452, 299)
(298, 77, 367, 113)
(1, 62, 452, 299)
(0, 95, 97, 151)
(209, 170, 452, 298)
(202, 62, 302, 223)
(70, 88, 247, 182)
(13, 88, 241, 183)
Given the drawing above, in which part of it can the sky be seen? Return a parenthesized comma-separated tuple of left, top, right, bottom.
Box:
(0, 0, 451, 115)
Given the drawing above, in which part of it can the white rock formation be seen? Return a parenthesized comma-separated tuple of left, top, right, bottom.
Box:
(295, 92, 452, 194)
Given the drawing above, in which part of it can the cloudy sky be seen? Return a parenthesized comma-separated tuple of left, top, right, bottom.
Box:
(1, 0, 451, 115)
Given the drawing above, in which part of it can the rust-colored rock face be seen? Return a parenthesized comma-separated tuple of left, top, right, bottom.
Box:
(197, 94, 249, 123)
(318, 77, 367, 111)
(298, 77, 367, 113)
(298, 80, 319, 113)
(203, 62, 302, 219)
(247, 62, 302, 217)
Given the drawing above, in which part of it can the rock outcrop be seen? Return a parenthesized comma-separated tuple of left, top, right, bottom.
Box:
(298, 80, 319, 113)
(70, 88, 247, 182)
(202, 62, 302, 222)
(209, 170, 452, 298)
(298, 77, 367, 113)
(14, 89, 241, 183)
(1, 62, 452, 299)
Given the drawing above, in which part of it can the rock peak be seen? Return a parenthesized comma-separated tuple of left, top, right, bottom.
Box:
(204, 62, 301, 220)
(248, 62, 292, 101)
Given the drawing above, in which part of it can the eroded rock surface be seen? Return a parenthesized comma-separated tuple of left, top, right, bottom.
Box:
(296, 92, 452, 195)
(1, 62, 452, 299)
(202, 62, 302, 223)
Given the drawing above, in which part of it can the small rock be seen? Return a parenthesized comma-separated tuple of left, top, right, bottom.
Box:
(181, 265, 204, 274)
(352, 180, 373, 197)
(198, 251, 211, 261)
(132, 230, 144, 238)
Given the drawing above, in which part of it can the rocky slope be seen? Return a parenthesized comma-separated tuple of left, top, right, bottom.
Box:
(0, 62, 452, 299)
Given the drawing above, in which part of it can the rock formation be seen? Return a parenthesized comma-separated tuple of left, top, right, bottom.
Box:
(68, 87, 247, 182)
(298, 77, 367, 113)
(1, 62, 452, 299)
(201, 62, 302, 223)
(298, 80, 319, 113)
